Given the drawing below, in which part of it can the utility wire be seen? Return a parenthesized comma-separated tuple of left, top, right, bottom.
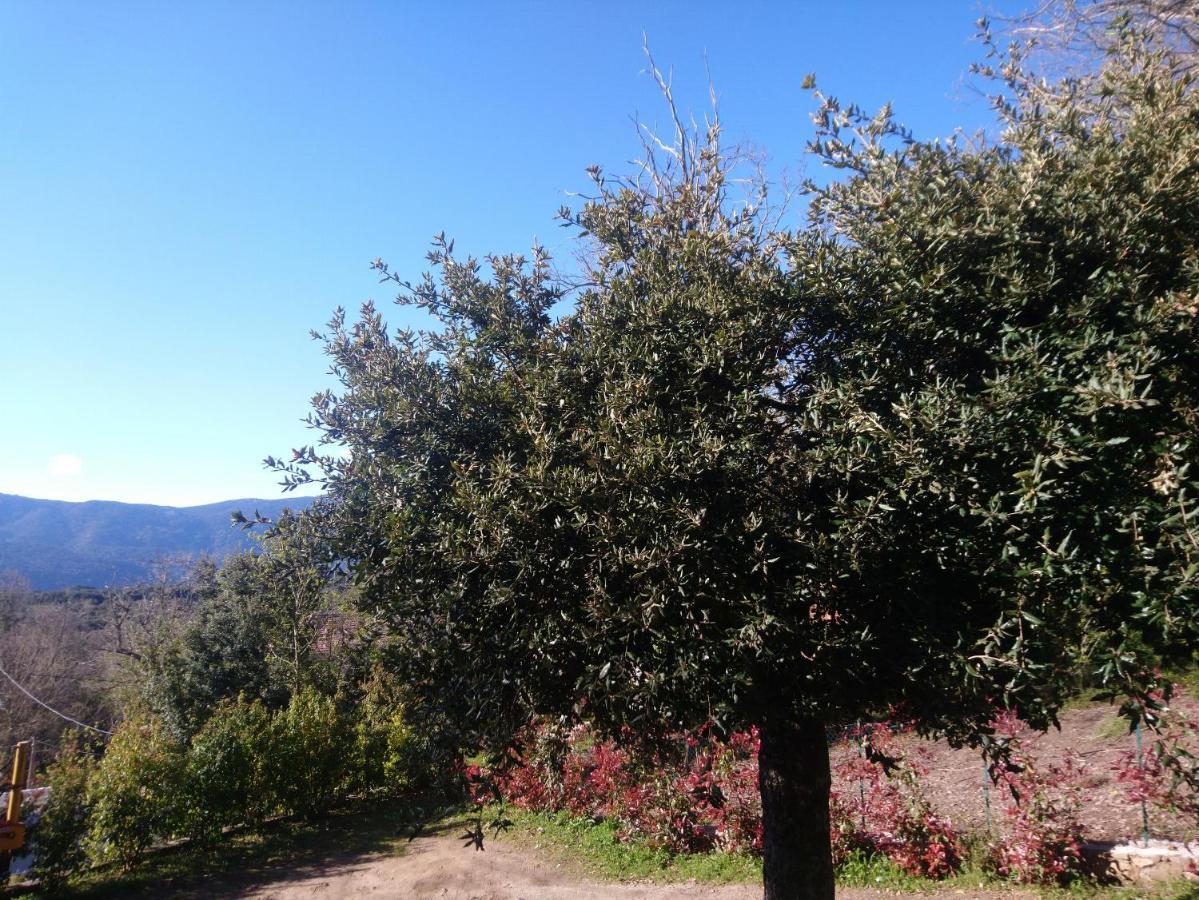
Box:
(0, 659, 112, 736)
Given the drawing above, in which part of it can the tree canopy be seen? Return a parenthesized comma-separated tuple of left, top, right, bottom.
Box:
(276, 30, 1199, 899)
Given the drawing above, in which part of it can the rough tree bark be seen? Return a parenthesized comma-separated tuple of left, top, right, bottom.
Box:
(758, 716, 834, 900)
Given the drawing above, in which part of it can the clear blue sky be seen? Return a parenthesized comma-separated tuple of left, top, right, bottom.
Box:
(0, 1, 1017, 507)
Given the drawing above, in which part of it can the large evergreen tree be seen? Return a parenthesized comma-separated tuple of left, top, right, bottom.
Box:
(278, 34, 1198, 899)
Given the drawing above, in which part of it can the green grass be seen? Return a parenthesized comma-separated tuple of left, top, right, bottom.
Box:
(1054, 881, 1199, 899)
(1165, 662, 1199, 699)
(834, 850, 934, 891)
(1095, 711, 1135, 740)
(490, 806, 763, 884)
(492, 808, 1199, 898)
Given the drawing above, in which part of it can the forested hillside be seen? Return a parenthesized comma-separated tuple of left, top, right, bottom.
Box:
(0, 493, 313, 589)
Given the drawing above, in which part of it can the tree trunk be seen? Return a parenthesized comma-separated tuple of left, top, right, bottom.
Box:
(758, 715, 834, 900)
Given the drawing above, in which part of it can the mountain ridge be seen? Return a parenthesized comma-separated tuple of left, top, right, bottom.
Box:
(0, 492, 317, 590)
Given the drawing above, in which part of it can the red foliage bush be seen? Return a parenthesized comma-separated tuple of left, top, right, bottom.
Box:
(985, 711, 1088, 885)
(483, 711, 1129, 883)
(1113, 691, 1199, 827)
(494, 718, 965, 874)
(830, 723, 963, 879)
(496, 720, 761, 854)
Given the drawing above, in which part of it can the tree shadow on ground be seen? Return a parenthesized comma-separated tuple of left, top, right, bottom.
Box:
(42, 801, 467, 900)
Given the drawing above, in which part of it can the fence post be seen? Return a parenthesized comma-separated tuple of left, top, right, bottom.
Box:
(0, 741, 31, 876)
(1135, 721, 1150, 844)
(982, 755, 993, 834)
(856, 720, 865, 829)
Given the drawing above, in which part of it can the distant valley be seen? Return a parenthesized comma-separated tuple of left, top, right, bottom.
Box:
(0, 492, 315, 590)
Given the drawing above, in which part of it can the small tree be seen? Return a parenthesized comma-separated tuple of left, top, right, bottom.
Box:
(277, 35, 1198, 899)
(30, 730, 98, 888)
(144, 511, 352, 734)
(85, 717, 187, 867)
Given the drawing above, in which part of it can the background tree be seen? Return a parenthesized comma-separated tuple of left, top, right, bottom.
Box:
(277, 34, 1198, 900)
(0, 598, 113, 753)
(0, 560, 216, 754)
(997, 0, 1199, 77)
(144, 511, 364, 735)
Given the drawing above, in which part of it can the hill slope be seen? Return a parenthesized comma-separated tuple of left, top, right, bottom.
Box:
(0, 493, 315, 589)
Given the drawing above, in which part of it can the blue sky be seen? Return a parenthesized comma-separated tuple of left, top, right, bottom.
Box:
(0, 1, 1016, 507)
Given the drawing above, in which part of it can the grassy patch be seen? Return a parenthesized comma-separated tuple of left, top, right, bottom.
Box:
(834, 848, 1008, 895)
(1165, 662, 1199, 698)
(490, 806, 762, 884)
(1054, 881, 1199, 899)
(834, 850, 932, 891)
(1094, 712, 1134, 741)
(489, 808, 1199, 897)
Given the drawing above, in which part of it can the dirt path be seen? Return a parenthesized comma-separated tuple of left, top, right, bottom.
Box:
(215, 826, 1028, 900)
(236, 829, 758, 900)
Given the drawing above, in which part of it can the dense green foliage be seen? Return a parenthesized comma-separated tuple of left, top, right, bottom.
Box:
(30, 733, 99, 889)
(32, 685, 437, 880)
(789, 32, 1199, 738)
(182, 699, 276, 840)
(143, 513, 372, 736)
(28, 518, 438, 886)
(84, 716, 188, 867)
(268, 26, 1198, 897)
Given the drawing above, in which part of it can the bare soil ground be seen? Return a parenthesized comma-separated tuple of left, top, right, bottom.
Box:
(238, 825, 757, 900)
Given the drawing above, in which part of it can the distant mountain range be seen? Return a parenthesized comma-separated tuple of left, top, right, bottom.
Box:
(0, 493, 316, 590)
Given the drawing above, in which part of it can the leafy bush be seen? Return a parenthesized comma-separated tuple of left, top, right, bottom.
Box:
(497, 722, 762, 857)
(829, 724, 962, 879)
(351, 669, 440, 797)
(1114, 690, 1199, 827)
(182, 698, 278, 843)
(497, 720, 974, 875)
(33, 671, 452, 885)
(84, 717, 187, 867)
(30, 730, 98, 888)
(986, 712, 1088, 885)
(272, 687, 348, 819)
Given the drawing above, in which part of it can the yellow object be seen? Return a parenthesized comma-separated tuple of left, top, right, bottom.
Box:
(0, 822, 24, 852)
(1, 742, 30, 851)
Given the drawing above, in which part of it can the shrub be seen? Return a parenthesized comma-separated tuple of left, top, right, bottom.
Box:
(829, 724, 962, 879)
(986, 712, 1088, 885)
(272, 687, 348, 819)
(498, 723, 760, 857)
(352, 669, 439, 797)
(1113, 692, 1199, 827)
(84, 717, 187, 867)
(30, 730, 98, 887)
(182, 698, 277, 843)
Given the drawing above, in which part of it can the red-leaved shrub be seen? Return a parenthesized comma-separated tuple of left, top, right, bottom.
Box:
(986, 711, 1088, 885)
(1113, 691, 1199, 828)
(497, 718, 965, 873)
(830, 723, 963, 878)
(496, 720, 761, 854)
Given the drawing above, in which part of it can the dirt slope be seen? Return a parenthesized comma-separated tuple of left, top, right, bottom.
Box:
(830, 700, 1199, 844)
